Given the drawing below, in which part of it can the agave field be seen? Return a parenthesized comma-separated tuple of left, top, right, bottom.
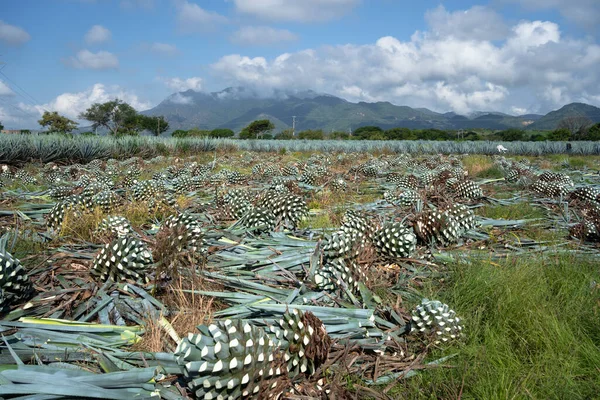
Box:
(0, 136, 599, 399)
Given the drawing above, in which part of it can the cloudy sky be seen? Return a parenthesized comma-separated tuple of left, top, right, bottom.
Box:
(1, 0, 599, 128)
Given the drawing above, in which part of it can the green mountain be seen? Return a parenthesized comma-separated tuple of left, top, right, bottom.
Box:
(529, 103, 600, 130)
(142, 88, 600, 134)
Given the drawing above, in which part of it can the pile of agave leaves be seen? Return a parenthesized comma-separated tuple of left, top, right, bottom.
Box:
(0, 150, 599, 399)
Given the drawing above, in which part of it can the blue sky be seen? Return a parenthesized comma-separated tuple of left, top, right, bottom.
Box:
(1, 0, 599, 128)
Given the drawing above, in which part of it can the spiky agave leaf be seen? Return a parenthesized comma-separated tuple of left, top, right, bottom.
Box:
(410, 299, 464, 345)
(91, 236, 153, 283)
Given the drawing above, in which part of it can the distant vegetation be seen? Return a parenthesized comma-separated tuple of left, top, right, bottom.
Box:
(3, 97, 600, 142)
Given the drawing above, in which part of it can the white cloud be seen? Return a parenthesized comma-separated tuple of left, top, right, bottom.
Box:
(211, 12, 600, 114)
(0, 81, 14, 96)
(425, 5, 509, 41)
(66, 49, 119, 70)
(19, 83, 152, 122)
(175, 0, 228, 33)
(230, 26, 298, 46)
(169, 93, 193, 104)
(159, 76, 203, 92)
(233, 0, 359, 22)
(84, 25, 111, 45)
(501, 0, 600, 29)
(149, 42, 180, 56)
(0, 20, 31, 46)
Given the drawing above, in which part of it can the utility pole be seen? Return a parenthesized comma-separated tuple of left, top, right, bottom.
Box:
(292, 116, 296, 136)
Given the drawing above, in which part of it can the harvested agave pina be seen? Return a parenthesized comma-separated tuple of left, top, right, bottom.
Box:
(410, 299, 464, 345)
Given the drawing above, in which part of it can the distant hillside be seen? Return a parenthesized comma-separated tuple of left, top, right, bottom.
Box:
(141, 87, 600, 134)
(529, 103, 600, 130)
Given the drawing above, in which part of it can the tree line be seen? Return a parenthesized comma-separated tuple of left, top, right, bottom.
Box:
(3, 99, 599, 141)
(34, 99, 169, 136)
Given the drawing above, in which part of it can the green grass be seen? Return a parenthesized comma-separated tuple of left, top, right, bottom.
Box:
(298, 213, 335, 230)
(390, 254, 600, 399)
(477, 203, 546, 220)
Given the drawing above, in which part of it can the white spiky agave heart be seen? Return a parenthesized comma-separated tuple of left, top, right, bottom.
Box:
(447, 178, 484, 199)
(313, 257, 367, 297)
(48, 185, 74, 201)
(97, 216, 134, 238)
(321, 230, 360, 262)
(413, 210, 461, 246)
(162, 213, 207, 255)
(443, 204, 478, 232)
(410, 299, 464, 345)
(0, 239, 34, 313)
(330, 176, 347, 191)
(340, 209, 374, 243)
(267, 309, 331, 378)
(91, 236, 153, 283)
(263, 193, 308, 229)
(372, 221, 417, 260)
(174, 310, 330, 399)
(237, 207, 276, 234)
(570, 186, 600, 204)
(91, 190, 121, 212)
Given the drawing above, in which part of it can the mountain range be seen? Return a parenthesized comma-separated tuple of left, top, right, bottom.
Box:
(142, 87, 600, 133)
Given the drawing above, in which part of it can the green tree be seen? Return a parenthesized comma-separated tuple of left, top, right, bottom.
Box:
(275, 129, 294, 140)
(20, 129, 31, 135)
(496, 128, 525, 141)
(79, 99, 138, 136)
(187, 128, 211, 137)
(353, 126, 383, 140)
(298, 129, 324, 140)
(0, 121, 3, 131)
(585, 123, 600, 140)
(384, 127, 416, 140)
(210, 128, 234, 138)
(548, 128, 571, 141)
(329, 131, 349, 140)
(38, 111, 79, 133)
(240, 119, 275, 139)
(172, 129, 188, 138)
(139, 115, 169, 136)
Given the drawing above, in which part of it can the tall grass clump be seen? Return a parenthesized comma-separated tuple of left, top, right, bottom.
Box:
(391, 254, 600, 399)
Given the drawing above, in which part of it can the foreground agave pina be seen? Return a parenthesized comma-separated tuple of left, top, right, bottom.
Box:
(175, 310, 330, 400)
(0, 242, 34, 313)
(410, 299, 464, 345)
(372, 222, 417, 260)
(91, 236, 153, 283)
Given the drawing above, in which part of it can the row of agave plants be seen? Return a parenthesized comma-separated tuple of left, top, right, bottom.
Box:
(2, 133, 600, 166)
(0, 150, 598, 398)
